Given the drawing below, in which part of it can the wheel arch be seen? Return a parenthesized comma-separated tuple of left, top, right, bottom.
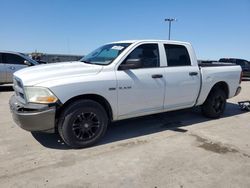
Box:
(207, 81, 229, 99)
(56, 94, 113, 122)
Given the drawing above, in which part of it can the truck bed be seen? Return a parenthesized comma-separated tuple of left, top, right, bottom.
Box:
(196, 63, 242, 106)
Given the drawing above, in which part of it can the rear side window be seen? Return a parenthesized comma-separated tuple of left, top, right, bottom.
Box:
(2, 53, 26, 65)
(164, 44, 191, 66)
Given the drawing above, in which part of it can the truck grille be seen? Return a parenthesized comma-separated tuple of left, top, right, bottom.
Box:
(13, 77, 26, 104)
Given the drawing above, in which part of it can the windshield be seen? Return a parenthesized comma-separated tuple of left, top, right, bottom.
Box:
(80, 43, 131, 65)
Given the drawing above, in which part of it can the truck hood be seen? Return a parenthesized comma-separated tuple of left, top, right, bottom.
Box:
(14, 61, 103, 86)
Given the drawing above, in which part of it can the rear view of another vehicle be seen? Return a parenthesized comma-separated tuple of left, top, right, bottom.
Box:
(234, 59, 250, 77)
(0, 52, 38, 84)
(219, 58, 250, 77)
(243, 61, 250, 77)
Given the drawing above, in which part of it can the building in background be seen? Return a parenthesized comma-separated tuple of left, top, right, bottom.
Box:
(30, 52, 83, 63)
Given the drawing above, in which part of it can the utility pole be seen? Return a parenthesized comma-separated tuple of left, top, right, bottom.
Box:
(164, 18, 177, 40)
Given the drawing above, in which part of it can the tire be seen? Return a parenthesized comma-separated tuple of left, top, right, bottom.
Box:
(202, 88, 227, 118)
(58, 99, 108, 148)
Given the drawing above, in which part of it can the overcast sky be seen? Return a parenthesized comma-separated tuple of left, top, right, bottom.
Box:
(0, 0, 249, 60)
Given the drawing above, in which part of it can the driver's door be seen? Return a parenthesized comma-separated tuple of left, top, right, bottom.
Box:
(116, 43, 166, 119)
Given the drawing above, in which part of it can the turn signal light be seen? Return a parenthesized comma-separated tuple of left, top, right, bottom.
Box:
(36, 96, 58, 103)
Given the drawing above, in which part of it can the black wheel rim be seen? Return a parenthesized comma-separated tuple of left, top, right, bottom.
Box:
(72, 112, 101, 141)
(212, 96, 224, 113)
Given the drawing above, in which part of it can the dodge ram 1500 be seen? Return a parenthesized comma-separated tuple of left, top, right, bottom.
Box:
(9, 40, 242, 148)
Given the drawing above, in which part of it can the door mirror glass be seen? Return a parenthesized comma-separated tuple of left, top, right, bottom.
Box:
(119, 58, 142, 70)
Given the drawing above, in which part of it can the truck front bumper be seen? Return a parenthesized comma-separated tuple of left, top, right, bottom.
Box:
(9, 95, 56, 133)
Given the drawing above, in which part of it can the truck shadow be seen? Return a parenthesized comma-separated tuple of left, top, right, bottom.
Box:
(99, 102, 247, 146)
(31, 102, 248, 150)
(0, 85, 13, 92)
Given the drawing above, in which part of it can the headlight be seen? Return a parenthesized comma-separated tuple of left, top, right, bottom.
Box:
(24, 87, 58, 104)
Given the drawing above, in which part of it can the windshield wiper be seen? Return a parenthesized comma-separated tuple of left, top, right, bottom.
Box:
(81, 60, 91, 64)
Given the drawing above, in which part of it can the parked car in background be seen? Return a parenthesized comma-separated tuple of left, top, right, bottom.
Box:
(0, 51, 39, 84)
(219, 58, 250, 77)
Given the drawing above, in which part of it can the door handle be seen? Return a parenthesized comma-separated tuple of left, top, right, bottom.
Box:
(152, 74, 163, 78)
(8, 66, 15, 70)
(189, 72, 198, 76)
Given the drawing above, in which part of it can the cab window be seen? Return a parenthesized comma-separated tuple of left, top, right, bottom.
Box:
(164, 44, 191, 66)
(124, 44, 160, 68)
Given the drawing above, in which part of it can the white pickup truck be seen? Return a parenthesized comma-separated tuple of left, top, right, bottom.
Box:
(9, 40, 242, 148)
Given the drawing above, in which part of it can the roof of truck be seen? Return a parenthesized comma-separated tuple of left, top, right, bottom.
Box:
(111, 39, 191, 45)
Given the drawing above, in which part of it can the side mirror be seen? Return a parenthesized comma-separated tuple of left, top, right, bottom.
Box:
(119, 58, 142, 70)
(24, 60, 31, 66)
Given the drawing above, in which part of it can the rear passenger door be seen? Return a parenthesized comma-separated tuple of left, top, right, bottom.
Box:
(0, 53, 7, 83)
(163, 44, 200, 110)
(2, 53, 28, 83)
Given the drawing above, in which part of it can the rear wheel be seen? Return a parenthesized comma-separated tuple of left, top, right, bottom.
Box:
(202, 88, 226, 118)
(58, 99, 108, 148)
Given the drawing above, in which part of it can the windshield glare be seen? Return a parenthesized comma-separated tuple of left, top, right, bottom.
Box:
(80, 43, 131, 65)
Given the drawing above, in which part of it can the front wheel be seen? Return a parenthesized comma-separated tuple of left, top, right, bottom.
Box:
(58, 99, 108, 148)
(202, 89, 226, 118)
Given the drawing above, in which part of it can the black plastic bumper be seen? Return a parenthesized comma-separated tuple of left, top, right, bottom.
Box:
(9, 95, 56, 133)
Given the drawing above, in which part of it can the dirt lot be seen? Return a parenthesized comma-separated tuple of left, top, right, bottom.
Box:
(0, 81, 250, 188)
